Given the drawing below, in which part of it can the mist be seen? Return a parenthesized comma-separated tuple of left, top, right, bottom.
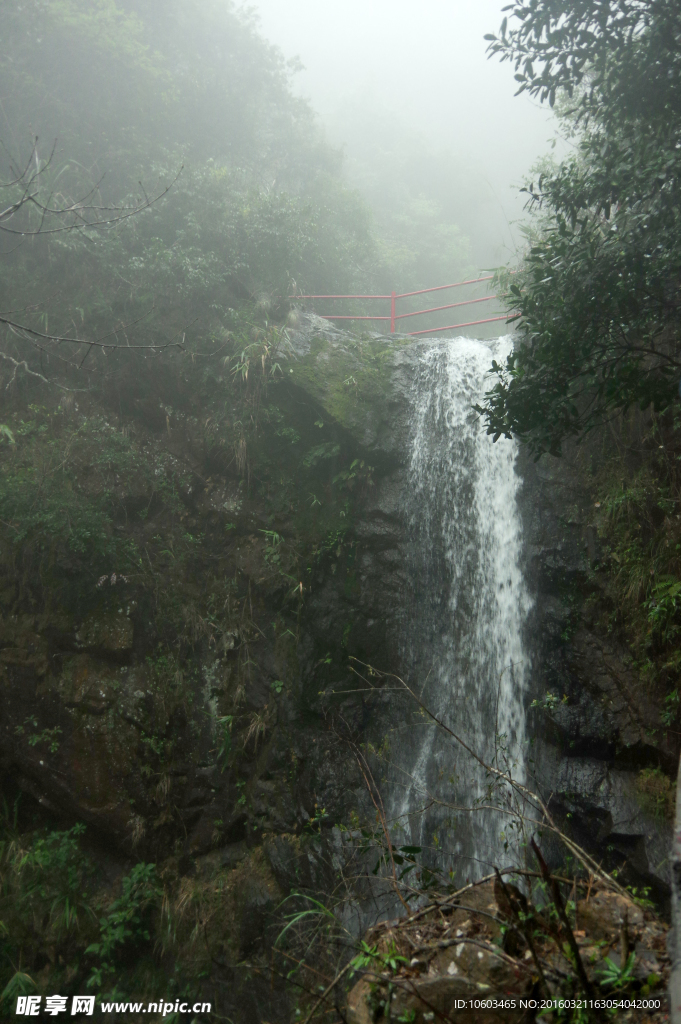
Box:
(250, 0, 561, 269)
(1, 3, 676, 1018)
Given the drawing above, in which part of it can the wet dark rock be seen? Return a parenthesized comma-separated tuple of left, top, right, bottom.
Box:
(1, 318, 674, 1023)
(74, 610, 134, 654)
(519, 448, 674, 905)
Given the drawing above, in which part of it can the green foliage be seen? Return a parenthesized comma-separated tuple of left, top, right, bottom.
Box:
(584, 435, 681, 711)
(303, 805, 329, 834)
(530, 692, 568, 712)
(635, 767, 674, 821)
(645, 577, 681, 642)
(0, 466, 114, 557)
(349, 939, 407, 977)
(260, 529, 284, 565)
(599, 951, 636, 991)
(0, 817, 98, 1005)
(0, 1, 382, 391)
(0, 410, 144, 589)
(302, 443, 341, 468)
(0, 972, 36, 1015)
(274, 894, 337, 950)
(345, 814, 440, 895)
(481, 0, 681, 457)
(662, 688, 680, 727)
(333, 459, 374, 494)
(10, 823, 94, 932)
(0, 0, 329, 194)
(348, 940, 379, 976)
(14, 718, 63, 754)
(215, 715, 234, 771)
(86, 863, 159, 990)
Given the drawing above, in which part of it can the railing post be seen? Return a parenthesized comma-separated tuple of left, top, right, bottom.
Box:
(390, 291, 396, 333)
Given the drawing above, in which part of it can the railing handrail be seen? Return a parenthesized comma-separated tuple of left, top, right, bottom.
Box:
(289, 274, 507, 335)
(395, 294, 495, 321)
(292, 293, 391, 300)
(408, 315, 508, 336)
(395, 275, 494, 300)
(291, 275, 496, 303)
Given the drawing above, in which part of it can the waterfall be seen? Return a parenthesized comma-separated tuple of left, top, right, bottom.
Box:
(393, 335, 531, 883)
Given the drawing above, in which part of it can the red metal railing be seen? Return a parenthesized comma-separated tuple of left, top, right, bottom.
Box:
(290, 275, 509, 335)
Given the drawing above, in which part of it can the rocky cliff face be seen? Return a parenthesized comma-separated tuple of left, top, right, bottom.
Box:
(1, 316, 413, 854)
(0, 315, 420, 1019)
(0, 316, 673, 1019)
(518, 449, 676, 911)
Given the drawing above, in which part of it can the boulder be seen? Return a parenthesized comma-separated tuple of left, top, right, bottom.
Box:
(74, 609, 134, 652)
(345, 882, 531, 1024)
(344, 879, 669, 1024)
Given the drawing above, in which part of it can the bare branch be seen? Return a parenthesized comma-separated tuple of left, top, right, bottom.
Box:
(0, 137, 181, 237)
(0, 351, 50, 387)
(1, 312, 184, 352)
(348, 657, 632, 899)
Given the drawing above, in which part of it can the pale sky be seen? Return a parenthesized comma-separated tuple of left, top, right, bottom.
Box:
(247, 0, 561, 246)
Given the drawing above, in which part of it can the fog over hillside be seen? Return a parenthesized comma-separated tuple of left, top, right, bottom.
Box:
(250, 0, 563, 270)
(1, 4, 678, 1020)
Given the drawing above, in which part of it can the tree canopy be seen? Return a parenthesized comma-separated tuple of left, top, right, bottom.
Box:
(0, 0, 383, 390)
(479, 0, 681, 456)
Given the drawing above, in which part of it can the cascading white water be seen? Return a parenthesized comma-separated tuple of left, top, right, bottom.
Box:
(394, 335, 531, 882)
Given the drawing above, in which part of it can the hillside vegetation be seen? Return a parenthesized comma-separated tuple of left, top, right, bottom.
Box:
(1, 2, 680, 1022)
(480, 0, 681, 778)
